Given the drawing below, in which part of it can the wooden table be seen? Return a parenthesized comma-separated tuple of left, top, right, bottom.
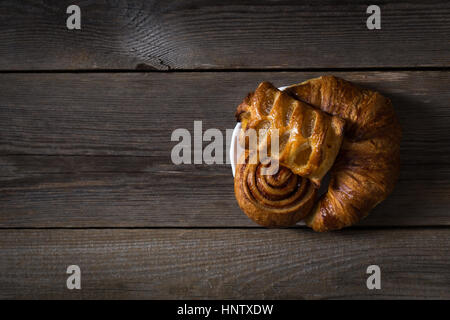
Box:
(0, 1, 449, 299)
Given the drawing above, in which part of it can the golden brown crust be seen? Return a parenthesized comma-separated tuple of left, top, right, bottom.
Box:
(234, 151, 316, 227)
(285, 76, 402, 231)
(236, 81, 345, 186)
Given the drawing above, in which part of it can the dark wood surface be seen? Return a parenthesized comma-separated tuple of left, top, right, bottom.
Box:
(0, 1, 449, 300)
(1, 228, 449, 299)
(0, 0, 449, 70)
(1, 72, 449, 227)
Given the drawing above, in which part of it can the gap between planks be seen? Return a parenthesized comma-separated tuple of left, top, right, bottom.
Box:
(0, 67, 449, 74)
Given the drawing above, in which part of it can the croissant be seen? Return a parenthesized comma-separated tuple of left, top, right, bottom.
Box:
(234, 76, 401, 231)
(284, 76, 401, 231)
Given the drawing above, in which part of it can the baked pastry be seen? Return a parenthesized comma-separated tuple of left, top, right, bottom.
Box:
(234, 76, 401, 231)
(236, 81, 345, 186)
(284, 76, 401, 231)
(234, 151, 316, 227)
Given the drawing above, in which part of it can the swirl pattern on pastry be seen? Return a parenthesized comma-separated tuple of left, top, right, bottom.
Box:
(234, 152, 316, 227)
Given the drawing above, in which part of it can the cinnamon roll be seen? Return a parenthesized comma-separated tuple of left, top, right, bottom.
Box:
(234, 151, 316, 227)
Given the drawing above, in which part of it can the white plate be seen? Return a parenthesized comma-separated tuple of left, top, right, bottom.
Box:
(230, 86, 287, 177)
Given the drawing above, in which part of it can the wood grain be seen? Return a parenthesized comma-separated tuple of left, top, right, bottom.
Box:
(0, 72, 448, 160)
(1, 71, 449, 227)
(0, 228, 448, 299)
(0, 156, 449, 227)
(0, 0, 449, 70)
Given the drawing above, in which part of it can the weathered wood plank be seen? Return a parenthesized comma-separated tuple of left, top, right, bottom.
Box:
(0, 72, 448, 160)
(0, 228, 448, 299)
(0, 0, 449, 70)
(0, 71, 449, 227)
(0, 156, 449, 227)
